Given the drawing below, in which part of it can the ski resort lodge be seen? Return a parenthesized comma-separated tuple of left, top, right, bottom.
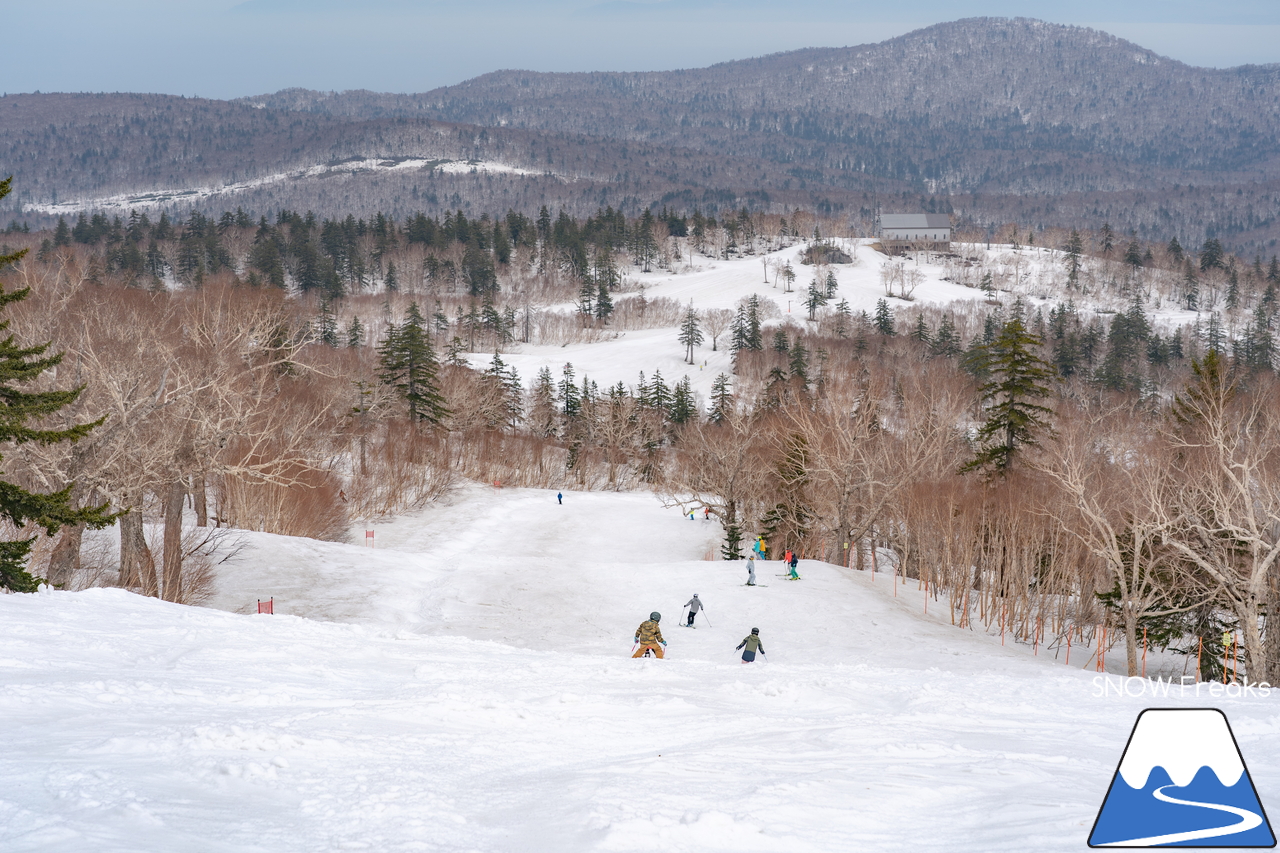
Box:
(877, 213, 952, 254)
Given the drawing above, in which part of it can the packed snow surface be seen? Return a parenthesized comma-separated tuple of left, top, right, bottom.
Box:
(4, 486, 1278, 851)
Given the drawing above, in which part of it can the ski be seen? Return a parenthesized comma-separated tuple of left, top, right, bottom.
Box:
(744, 583, 769, 587)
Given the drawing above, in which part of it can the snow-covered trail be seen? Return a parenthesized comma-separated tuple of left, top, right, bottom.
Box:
(4, 486, 1279, 852)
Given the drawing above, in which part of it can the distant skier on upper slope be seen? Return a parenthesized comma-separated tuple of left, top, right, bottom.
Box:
(684, 594, 704, 627)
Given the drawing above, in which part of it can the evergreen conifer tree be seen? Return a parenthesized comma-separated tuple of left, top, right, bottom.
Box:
(833, 299, 852, 338)
(1200, 238, 1225, 272)
(1124, 240, 1144, 270)
(707, 373, 733, 423)
(931, 314, 960, 358)
(805, 279, 827, 320)
(317, 300, 339, 347)
(377, 302, 448, 425)
(558, 363, 581, 418)
(912, 315, 931, 346)
(647, 370, 671, 412)
(788, 341, 809, 386)
(744, 295, 763, 349)
(824, 270, 838, 299)
(980, 271, 996, 301)
(873, 299, 895, 336)
(669, 376, 696, 424)
(1064, 230, 1083, 288)
(0, 178, 115, 591)
(961, 313, 1055, 476)
(529, 367, 558, 436)
(678, 306, 704, 363)
(1099, 223, 1115, 256)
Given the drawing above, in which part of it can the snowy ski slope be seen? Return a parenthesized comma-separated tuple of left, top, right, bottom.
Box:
(3, 485, 1277, 852)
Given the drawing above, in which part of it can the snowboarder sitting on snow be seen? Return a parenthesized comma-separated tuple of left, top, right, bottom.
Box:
(633, 612, 667, 658)
(736, 628, 765, 663)
(684, 594, 704, 626)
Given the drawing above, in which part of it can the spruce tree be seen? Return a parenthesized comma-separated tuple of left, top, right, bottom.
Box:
(669, 376, 696, 424)
(744, 295, 763, 349)
(931, 314, 960, 359)
(873, 299, 895, 336)
(529, 367, 558, 436)
(961, 313, 1055, 476)
(805, 279, 827, 320)
(1124, 240, 1144, 270)
(678, 306, 704, 363)
(1064, 230, 1083, 288)
(788, 341, 809, 386)
(912, 315, 931, 346)
(378, 302, 448, 425)
(559, 363, 581, 418)
(0, 178, 115, 591)
(317, 300, 339, 347)
(831, 299, 851, 338)
(708, 373, 733, 423)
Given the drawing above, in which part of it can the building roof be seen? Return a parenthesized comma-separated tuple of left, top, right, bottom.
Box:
(879, 213, 951, 229)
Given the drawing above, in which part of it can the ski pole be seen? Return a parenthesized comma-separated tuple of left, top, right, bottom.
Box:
(702, 611, 711, 628)
(631, 643, 638, 655)
(760, 652, 768, 663)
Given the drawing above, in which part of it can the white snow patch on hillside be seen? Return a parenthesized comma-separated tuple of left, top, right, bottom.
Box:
(465, 239, 1204, 401)
(3, 485, 1277, 852)
(25, 158, 553, 216)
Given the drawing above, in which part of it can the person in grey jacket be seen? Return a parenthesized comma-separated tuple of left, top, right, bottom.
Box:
(736, 627, 765, 663)
(684, 594, 704, 626)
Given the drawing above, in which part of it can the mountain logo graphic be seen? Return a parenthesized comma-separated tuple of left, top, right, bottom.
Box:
(1089, 708, 1276, 847)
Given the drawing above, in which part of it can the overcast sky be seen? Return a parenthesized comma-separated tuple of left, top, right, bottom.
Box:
(5, 1, 1280, 99)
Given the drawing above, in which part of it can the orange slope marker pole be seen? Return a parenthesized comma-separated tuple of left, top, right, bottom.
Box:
(1142, 627, 1147, 678)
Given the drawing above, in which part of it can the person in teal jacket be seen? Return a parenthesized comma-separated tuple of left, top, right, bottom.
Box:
(736, 627, 765, 663)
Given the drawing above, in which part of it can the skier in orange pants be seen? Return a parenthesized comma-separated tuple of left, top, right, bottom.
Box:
(632, 612, 667, 658)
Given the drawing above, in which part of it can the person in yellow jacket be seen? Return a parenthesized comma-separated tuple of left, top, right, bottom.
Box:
(633, 612, 667, 658)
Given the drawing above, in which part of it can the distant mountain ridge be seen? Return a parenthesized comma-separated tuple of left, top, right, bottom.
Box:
(3, 18, 1279, 249)
(241, 18, 1280, 185)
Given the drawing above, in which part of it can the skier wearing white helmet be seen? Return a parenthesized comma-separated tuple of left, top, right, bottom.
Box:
(684, 594, 704, 627)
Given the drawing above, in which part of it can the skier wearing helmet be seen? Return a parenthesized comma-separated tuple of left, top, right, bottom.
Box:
(736, 628, 765, 663)
(684, 594, 704, 627)
(633, 612, 667, 658)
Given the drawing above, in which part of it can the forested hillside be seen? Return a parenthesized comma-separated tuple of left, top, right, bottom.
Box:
(2, 19, 1278, 250)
